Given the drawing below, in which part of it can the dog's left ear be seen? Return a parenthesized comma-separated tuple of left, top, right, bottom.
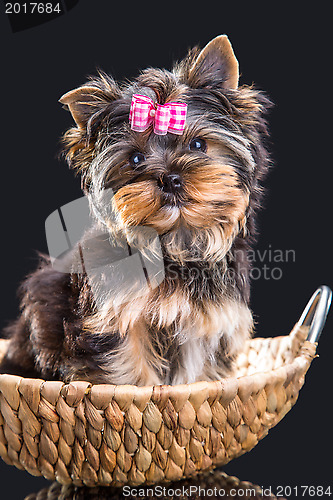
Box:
(186, 35, 239, 90)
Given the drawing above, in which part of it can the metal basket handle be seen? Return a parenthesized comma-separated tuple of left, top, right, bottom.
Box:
(297, 285, 332, 343)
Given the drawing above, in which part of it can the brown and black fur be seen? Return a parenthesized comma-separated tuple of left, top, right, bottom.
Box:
(0, 35, 272, 385)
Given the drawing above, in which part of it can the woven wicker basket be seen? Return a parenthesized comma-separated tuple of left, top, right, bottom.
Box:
(0, 287, 331, 488)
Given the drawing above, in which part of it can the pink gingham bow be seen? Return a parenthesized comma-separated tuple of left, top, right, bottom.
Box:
(129, 94, 187, 135)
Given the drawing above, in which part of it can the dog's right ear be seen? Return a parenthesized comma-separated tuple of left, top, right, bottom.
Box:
(59, 86, 103, 129)
(59, 74, 120, 129)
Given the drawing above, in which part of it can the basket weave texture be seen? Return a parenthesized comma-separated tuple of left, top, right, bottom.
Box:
(0, 325, 316, 488)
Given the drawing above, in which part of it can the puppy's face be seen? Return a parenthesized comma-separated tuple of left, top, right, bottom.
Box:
(61, 36, 270, 260)
(91, 111, 250, 238)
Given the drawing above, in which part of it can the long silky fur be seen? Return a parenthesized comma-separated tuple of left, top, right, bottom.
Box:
(0, 39, 272, 385)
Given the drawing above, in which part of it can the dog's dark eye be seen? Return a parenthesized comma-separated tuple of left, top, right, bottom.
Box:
(189, 138, 207, 153)
(129, 152, 146, 168)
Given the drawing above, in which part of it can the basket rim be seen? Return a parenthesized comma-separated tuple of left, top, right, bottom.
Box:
(0, 285, 329, 400)
(0, 326, 316, 406)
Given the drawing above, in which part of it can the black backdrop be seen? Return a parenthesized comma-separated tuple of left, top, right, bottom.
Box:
(0, 2, 331, 499)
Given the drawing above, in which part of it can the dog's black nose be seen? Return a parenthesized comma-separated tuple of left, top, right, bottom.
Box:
(158, 173, 182, 193)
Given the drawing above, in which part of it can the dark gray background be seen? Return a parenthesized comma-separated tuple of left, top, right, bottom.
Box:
(0, 2, 331, 499)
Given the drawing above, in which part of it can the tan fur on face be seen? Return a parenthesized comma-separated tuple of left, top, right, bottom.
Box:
(112, 159, 249, 262)
(181, 161, 249, 231)
(113, 181, 162, 227)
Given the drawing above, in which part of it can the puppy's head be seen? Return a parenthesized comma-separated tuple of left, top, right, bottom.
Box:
(61, 35, 271, 262)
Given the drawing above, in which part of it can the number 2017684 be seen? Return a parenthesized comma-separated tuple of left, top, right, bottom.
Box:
(276, 485, 332, 497)
(5, 3, 61, 14)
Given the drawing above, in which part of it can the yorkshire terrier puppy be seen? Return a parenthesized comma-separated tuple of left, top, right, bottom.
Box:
(0, 35, 271, 386)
